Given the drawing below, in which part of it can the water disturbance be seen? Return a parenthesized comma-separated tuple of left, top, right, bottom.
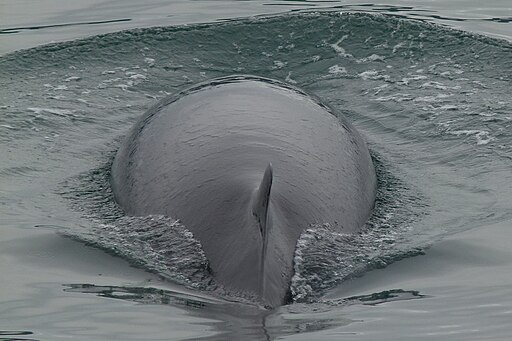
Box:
(1, 10, 511, 340)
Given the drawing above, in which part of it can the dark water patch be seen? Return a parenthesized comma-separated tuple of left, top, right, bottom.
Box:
(485, 17, 512, 24)
(64, 284, 208, 308)
(342, 288, 427, 306)
(0, 19, 132, 35)
(0, 331, 38, 341)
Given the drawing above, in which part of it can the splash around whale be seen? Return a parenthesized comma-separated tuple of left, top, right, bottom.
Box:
(111, 75, 377, 308)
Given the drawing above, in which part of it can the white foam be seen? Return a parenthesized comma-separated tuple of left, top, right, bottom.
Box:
(476, 132, 495, 145)
(439, 104, 459, 111)
(127, 73, 147, 80)
(372, 84, 389, 95)
(285, 71, 297, 84)
(392, 42, 405, 54)
(414, 93, 453, 103)
(98, 78, 122, 89)
(373, 93, 413, 102)
(437, 119, 458, 128)
(399, 74, 428, 85)
(27, 107, 73, 117)
(421, 81, 448, 90)
(330, 35, 353, 58)
(272, 60, 287, 69)
(114, 82, 133, 91)
(358, 70, 390, 81)
(144, 57, 155, 66)
(450, 129, 482, 136)
(472, 80, 489, 88)
(64, 76, 81, 82)
(449, 130, 495, 145)
(328, 64, 347, 75)
(356, 54, 385, 63)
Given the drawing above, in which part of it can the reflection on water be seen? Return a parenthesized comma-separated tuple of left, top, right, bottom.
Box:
(64, 284, 208, 309)
(63, 283, 271, 340)
(343, 289, 427, 306)
(64, 283, 428, 340)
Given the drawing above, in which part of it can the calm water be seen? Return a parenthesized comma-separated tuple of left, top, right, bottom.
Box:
(1, 1, 511, 340)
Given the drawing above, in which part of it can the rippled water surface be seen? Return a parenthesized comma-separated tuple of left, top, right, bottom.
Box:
(1, 1, 511, 340)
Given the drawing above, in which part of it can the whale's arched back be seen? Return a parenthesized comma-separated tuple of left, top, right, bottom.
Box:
(111, 75, 376, 307)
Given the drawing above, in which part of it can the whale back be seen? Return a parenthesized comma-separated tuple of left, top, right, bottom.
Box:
(111, 76, 376, 307)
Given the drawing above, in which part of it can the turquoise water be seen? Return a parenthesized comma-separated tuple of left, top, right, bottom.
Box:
(1, 1, 512, 340)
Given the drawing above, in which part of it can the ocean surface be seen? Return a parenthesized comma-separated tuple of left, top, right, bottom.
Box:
(1, 1, 511, 340)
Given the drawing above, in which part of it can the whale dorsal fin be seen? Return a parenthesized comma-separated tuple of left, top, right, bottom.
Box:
(252, 163, 273, 299)
(252, 163, 273, 240)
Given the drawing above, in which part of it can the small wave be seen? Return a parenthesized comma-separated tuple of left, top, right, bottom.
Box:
(62, 215, 213, 289)
(373, 93, 413, 102)
(330, 35, 353, 58)
(449, 129, 495, 145)
(413, 93, 453, 103)
(27, 107, 74, 117)
(64, 76, 81, 82)
(358, 70, 390, 81)
(272, 60, 287, 69)
(356, 54, 385, 63)
(328, 64, 347, 75)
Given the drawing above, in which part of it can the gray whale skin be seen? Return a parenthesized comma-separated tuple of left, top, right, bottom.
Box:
(111, 75, 377, 308)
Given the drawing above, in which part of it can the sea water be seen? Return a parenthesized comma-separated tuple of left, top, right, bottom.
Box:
(1, 1, 511, 340)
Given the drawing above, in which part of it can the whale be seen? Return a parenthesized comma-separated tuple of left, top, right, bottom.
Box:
(111, 75, 377, 308)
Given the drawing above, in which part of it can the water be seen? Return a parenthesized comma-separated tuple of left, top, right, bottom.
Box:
(1, 1, 511, 340)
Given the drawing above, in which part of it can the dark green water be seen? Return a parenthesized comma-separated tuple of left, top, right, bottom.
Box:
(1, 8, 511, 341)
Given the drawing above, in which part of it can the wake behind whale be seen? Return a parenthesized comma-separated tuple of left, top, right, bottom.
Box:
(111, 75, 376, 307)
